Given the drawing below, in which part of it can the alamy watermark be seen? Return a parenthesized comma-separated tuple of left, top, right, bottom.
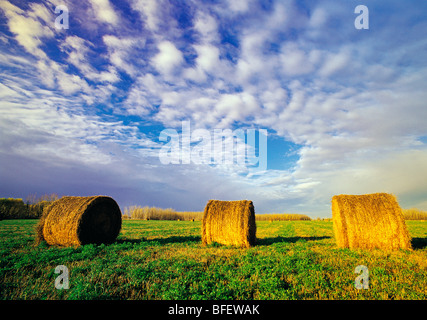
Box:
(354, 5, 369, 30)
(52, 4, 368, 34)
(354, 265, 369, 289)
(55, 265, 69, 289)
(54, 5, 69, 29)
(159, 121, 267, 172)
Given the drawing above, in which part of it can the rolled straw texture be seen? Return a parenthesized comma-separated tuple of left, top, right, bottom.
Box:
(332, 193, 411, 250)
(36, 196, 122, 247)
(202, 200, 256, 248)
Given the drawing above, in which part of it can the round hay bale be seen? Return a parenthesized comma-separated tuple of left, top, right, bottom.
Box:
(36, 196, 122, 247)
(202, 200, 256, 248)
(332, 193, 412, 250)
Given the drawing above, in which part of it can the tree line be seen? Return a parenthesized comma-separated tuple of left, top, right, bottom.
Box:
(0, 194, 58, 220)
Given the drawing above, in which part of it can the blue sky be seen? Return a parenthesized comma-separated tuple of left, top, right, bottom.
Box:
(1, 0, 427, 217)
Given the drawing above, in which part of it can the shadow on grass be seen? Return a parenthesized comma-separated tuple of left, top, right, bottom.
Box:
(411, 237, 427, 250)
(116, 236, 427, 250)
(256, 236, 331, 246)
(152, 235, 201, 245)
(116, 235, 330, 247)
(116, 235, 201, 245)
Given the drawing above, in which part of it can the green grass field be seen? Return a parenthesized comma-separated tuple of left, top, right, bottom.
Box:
(1, 219, 427, 300)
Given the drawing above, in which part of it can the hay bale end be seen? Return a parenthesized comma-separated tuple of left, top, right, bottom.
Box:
(36, 196, 122, 247)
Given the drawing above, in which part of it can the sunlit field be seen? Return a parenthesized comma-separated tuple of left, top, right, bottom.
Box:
(1, 219, 426, 300)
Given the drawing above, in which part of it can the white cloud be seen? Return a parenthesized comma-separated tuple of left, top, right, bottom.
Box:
(28, 2, 54, 24)
(61, 36, 120, 83)
(183, 44, 225, 83)
(122, 73, 167, 116)
(0, 2, 109, 97)
(0, 86, 159, 170)
(214, 92, 260, 127)
(56, 73, 89, 95)
(309, 7, 328, 29)
(259, 85, 288, 116)
(0, 51, 35, 69)
(0, 1, 54, 59)
(103, 35, 143, 77)
(152, 41, 184, 76)
(318, 48, 351, 77)
(226, 0, 251, 13)
(182, 66, 207, 83)
(280, 43, 320, 76)
(0, 82, 21, 100)
(89, 0, 119, 26)
(235, 31, 275, 86)
(130, 0, 160, 32)
(266, 1, 308, 33)
(154, 106, 186, 127)
(193, 11, 219, 43)
(194, 44, 221, 73)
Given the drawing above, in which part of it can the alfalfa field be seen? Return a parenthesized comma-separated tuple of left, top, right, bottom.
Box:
(1, 219, 427, 300)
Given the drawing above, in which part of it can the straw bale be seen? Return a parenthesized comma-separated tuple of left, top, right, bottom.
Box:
(332, 193, 411, 250)
(201, 200, 256, 248)
(36, 196, 122, 247)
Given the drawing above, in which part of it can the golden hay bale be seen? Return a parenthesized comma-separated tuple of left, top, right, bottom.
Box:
(201, 200, 256, 248)
(36, 196, 122, 247)
(331, 193, 411, 250)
